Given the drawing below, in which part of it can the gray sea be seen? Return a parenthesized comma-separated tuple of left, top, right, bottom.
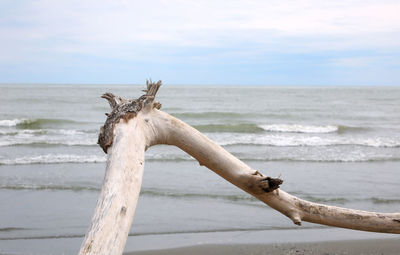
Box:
(0, 84, 399, 254)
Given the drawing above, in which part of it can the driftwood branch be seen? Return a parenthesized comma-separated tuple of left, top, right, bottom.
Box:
(79, 80, 400, 255)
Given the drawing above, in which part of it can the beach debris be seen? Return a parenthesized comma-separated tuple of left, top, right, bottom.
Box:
(79, 80, 400, 255)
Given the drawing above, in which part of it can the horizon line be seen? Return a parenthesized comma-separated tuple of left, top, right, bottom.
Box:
(0, 82, 399, 87)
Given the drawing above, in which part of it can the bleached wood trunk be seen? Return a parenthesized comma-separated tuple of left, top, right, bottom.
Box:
(79, 119, 146, 255)
(79, 81, 400, 255)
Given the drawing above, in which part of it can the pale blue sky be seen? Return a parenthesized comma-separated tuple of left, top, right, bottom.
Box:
(1, 0, 400, 85)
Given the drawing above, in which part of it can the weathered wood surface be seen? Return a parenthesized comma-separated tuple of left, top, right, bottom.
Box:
(79, 80, 400, 255)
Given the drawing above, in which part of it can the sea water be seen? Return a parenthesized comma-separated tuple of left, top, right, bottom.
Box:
(0, 84, 399, 254)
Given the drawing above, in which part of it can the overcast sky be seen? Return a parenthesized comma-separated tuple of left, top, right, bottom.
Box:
(1, 0, 400, 85)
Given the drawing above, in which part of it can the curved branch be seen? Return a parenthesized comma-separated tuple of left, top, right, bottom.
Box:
(149, 110, 400, 233)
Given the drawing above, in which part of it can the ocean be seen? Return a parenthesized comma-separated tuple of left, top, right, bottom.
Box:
(0, 84, 399, 254)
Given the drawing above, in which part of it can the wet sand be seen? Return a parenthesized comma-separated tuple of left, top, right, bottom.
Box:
(126, 238, 400, 255)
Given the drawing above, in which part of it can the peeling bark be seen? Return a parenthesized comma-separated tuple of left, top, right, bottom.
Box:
(98, 80, 161, 153)
(79, 80, 400, 255)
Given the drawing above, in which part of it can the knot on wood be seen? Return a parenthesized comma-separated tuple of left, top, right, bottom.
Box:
(259, 176, 283, 193)
(98, 80, 162, 153)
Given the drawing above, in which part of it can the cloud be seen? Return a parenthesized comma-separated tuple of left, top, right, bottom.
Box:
(3, 0, 400, 49)
(1, 0, 400, 84)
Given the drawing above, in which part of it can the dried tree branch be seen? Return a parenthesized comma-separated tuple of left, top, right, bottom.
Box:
(79, 81, 400, 255)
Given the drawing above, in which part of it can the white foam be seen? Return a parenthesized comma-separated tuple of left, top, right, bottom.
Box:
(260, 124, 338, 133)
(0, 139, 96, 147)
(0, 128, 88, 136)
(214, 133, 400, 148)
(0, 130, 18, 135)
(57, 129, 86, 135)
(0, 119, 29, 127)
(0, 154, 106, 165)
(0, 129, 44, 136)
(0, 129, 97, 146)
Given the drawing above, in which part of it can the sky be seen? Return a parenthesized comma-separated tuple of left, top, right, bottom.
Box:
(1, 0, 400, 86)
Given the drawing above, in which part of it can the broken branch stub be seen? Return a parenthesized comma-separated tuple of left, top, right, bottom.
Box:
(98, 80, 162, 153)
(79, 80, 400, 255)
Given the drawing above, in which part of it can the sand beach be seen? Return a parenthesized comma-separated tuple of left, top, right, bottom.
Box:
(126, 239, 400, 255)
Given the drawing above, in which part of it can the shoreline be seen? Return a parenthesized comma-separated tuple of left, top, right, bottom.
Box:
(122, 227, 400, 255)
(125, 238, 400, 255)
(0, 227, 399, 254)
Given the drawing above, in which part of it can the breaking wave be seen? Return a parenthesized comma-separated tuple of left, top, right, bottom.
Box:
(194, 123, 264, 133)
(2, 151, 398, 166)
(170, 112, 247, 119)
(0, 119, 30, 127)
(0, 140, 96, 147)
(216, 134, 400, 148)
(0, 128, 97, 147)
(0, 184, 100, 192)
(0, 154, 106, 165)
(236, 155, 400, 163)
(370, 197, 400, 204)
(0, 129, 88, 136)
(260, 124, 339, 133)
(191, 123, 364, 134)
(1, 183, 399, 206)
(0, 118, 80, 128)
